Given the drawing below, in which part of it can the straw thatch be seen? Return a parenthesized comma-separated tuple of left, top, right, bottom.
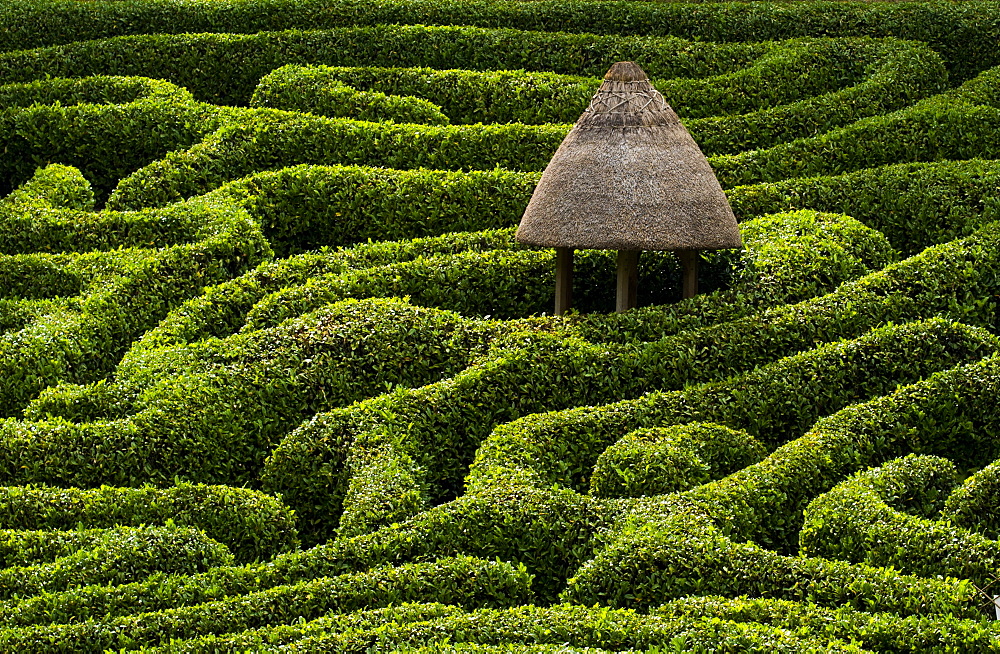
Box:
(516, 61, 742, 251)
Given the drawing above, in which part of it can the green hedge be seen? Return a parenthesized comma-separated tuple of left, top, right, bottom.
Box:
(148, 603, 463, 654)
(0, 525, 234, 601)
(2, 0, 998, 80)
(266, 219, 1000, 543)
(1, 298, 494, 488)
(107, 110, 566, 209)
(0, 26, 762, 106)
(0, 484, 298, 563)
(203, 165, 539, 257)
(252, 65, 599, 125)
(219, 603, 875, 653)
(246, 35, 943, 136)
(0, 199, 269, 416)
(562, 502, 982, 618)
(0, 75, 193, 108)
(728, 159, 1000, 256)
(563, 350, 1000, 613)
(589, 423, 767, 499)
(251, 70, 449, 125)
(469, 319, 999, 498)
(0, 163, 94, 212)
(655, 595, 1000, 653)
(800, 454, 1000, 587)
(686, 38, 947, 156)
(941, 458, 1000, 539)
(711, 66, 1000, 189)
(0, 94, 227, 200)
(0, 556, 530, 651)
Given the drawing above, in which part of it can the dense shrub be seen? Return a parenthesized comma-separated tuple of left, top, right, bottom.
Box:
(107, 110, 567, 209)
(251, 71, 449, 125)
(0, 94, 226, 199)
(0, 199, 269, 415)
(0, 163, 94, 212)
(589, 423, 767, 499)
(800, 455, 1000, 587)
(469, 319, 999, 497)
(2, 298, 495, 488)
(728, 159, 1000, 256)
(0, 75, 193, 108)
(0, 26, 762, 106)
(2, 0, 997, 80)
(0, 484, 298, 562)
(941, 459, 1000, 539)
(711, 66, 1000, 188)
(0, 556, 530, 651)
(253, 65, 599, 125)
(0, 525, 233, 600)
(203, 165, 539, 256)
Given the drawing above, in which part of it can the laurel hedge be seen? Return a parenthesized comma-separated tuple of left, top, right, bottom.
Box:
(800, 454, 1000, 587)
(251, 71, 450, 125)
(0, 483, 298, 563)
(3, 0, 998, 80)
(0, 556, 530, 651)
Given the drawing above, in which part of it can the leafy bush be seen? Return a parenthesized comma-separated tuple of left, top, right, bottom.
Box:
(589, 423, 767, 499)
(0, 26, 761, 106)
(251, 70, 449, 125)
(801, 454, 1000, 587)
(0, 525, 234, 600)
(0, 484, 297, 563)
(0, 556, 530, 651)
(941, 458, 1000, 539)
(728, 159, 1000, 256)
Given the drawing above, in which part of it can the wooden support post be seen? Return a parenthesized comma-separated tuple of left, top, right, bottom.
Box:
(554, 247, 573, 314)
(678, 249, 698, 299)
(616, 249, 639, 313)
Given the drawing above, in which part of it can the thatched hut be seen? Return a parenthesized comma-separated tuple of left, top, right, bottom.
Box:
(516, 61, 742, 313)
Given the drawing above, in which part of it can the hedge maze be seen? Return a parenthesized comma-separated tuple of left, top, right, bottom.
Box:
(2, 0, 1000, 650)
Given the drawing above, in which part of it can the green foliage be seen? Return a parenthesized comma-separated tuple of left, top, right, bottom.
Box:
(0, 26, 761, 106)
(252, 69, 449, 125)
(0, 525, 233, 601)
(590, 423, 767, 499)
(0, 483, 298, 563)
(800, 454, 1000, 587)
(941, 458, 1000, 539)
(728, 159, 1000, 256)
(0, 556, 530, 651)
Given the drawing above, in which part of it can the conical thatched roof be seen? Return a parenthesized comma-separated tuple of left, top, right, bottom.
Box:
(516, 61, 742, 251)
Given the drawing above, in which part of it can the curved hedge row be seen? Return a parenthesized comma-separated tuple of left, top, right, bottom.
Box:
(248, 36, 944, 137)
(0, 75, 193, 108)
(468, 319, 999, 497)
(711, 66, 1000, 188)
(0, 556, 530, 651)
(203, 164, 539, 256)
(0, 198, 270, 416)
(2, 0, 998, 80)
(800, 454, 1000, 587)
(0, 525, 234, 600)
(106, 111, 567, 209)
(0, 484, 298, 563)
(0, 94, 226, 199)
(0, 298, 497, 489)
(563, 350, 1000, 613)
(0, 25, 763, 106)
(941, 458, 1000, 539)
(1, 163, 94, 212)
(729, 159, 1000, 256)
(251, 72, 450, 125)
(589, 423, 767, 499)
